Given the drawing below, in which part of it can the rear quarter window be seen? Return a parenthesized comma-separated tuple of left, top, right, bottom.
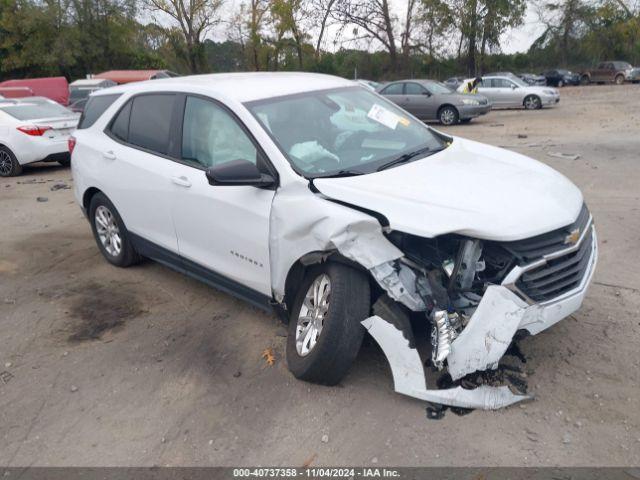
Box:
(77, 94, 122, 129)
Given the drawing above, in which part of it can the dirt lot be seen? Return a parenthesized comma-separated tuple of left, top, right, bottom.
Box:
(1, 85, 639, 467)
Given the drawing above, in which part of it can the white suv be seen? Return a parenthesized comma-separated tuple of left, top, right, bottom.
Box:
(71, 73, 597, 410)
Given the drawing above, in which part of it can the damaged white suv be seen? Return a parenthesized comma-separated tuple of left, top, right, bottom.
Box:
(71, 73, 597, 411)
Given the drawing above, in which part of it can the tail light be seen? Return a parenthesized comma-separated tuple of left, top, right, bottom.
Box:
(68, 135, 76, 154)
(17, 125, 52, 136)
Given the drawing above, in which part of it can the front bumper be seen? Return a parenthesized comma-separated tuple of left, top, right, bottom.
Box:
(459, 104, 491, 119)
(542, 94, 560, 106)
(363, 226, 597, 410)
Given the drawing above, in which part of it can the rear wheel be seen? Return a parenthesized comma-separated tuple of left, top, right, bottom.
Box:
(580, 75, 590, 86)
(0, 147, 22, 177)
(89, 192, 141, 267)
(524, 95, 542, 110)
(615, 74, 625, 85)
(286, 262, 370, 385)
(438, 105, 459, 125)
(557, 80, 564, 88)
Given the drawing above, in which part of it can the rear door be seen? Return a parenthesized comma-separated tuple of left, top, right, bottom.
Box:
(379, 82, 407, 110)
(100, 93, 180, 253)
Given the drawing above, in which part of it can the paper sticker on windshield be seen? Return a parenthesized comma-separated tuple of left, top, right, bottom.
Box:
(367, 104, 399, 130)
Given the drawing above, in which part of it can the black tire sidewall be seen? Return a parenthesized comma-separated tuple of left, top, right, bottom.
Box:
(286, 262, 369, 385)
(525, 95, 541, 110)
(89, 193, 136, 267)
(439, 106, 459, 125)
(0, 146, 22, 177)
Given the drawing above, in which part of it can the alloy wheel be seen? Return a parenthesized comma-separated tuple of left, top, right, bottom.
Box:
(295, 274, 331, 356)
(440, 108, 456, 125)
(525, 96, 540, 110)
(0, 151, 12, 176)
(94, 205, 122, 257)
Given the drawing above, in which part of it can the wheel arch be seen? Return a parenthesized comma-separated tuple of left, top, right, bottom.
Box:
(82, 186, 103, 211)
(280, 250, 370, 323)
(437, 103, 458, 117)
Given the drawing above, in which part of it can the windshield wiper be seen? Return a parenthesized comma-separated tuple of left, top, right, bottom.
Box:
(376, 146, 445, 172)
(313, 169, 366, 179)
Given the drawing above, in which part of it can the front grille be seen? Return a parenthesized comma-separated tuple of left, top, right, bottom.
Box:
(502, 204, 590, 264)
(515, 229, 594, 302)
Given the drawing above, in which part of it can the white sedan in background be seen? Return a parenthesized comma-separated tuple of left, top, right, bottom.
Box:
(459, 75, 560, 109)
(0, 97, 79, 176)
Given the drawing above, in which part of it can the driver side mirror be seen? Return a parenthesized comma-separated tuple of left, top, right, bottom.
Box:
(205, 159, 276, 189)
(421, 91, 431, 96)
(511, 84, 517, 89)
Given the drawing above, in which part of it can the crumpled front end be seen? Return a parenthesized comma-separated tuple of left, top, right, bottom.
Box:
(361, 205, 597, 410)
(271, 181, 597, 410)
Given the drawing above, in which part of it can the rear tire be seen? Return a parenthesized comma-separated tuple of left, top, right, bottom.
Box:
(580, 75, 590, 86)
(438, 105, 459, 125)
(557, 80, 564, 88)
(524, 95, 542, 110)
(89, 192, 141, 267)
(0, 146, 22, 177)
(615, 74, 625, 85)
(286, 262, 370, 386)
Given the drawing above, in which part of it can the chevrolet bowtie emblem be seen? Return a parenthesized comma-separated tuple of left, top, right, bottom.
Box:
(564, 228, 580, 245)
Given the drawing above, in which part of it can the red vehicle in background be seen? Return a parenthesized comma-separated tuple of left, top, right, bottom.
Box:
(0, 77, 69, 105)
(93, 70, 179, 84)
(0, 86, 34, 99)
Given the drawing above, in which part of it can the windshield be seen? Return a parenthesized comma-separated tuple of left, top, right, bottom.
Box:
(0, 101, 75, 120)
(425, 81, 453, 94)
(510, 76, 529, 87)
(246, 87, 446, 177)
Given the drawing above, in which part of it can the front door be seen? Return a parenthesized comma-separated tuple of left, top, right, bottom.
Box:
(169, 95, 275, 297)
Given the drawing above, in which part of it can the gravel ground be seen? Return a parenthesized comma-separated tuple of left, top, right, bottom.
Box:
(0, 84, 639, 467)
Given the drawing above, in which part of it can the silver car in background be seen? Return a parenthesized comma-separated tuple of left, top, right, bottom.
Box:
(377, 79, 491, 125)
(459, 75, 560, 110)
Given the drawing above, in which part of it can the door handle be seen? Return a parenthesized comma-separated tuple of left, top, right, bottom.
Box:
(102, 151, 116, 161)
(171, 176, 192, 188)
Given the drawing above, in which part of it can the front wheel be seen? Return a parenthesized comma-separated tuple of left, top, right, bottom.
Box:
(580, 75, 590, 86)
(286, 262, 370, 385)
(438, 105, 459, 125)
(557, 80, 564, 88)
(524, 95, 542, 110)
(0, 147, 22, 177)
(615, 74, 625, 85)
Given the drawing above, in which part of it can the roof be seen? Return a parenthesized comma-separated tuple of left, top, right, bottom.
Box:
(92, 72, 357, 103)
(94, 70, 169, 84)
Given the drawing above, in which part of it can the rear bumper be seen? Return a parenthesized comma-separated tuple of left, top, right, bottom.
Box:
(459, 104, 491, 119)
(15, 138, 71, 166)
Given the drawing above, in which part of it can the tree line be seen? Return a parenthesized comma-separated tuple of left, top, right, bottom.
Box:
(0, 0, 638, 82)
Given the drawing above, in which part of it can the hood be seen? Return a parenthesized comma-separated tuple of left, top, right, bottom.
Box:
(526, 85, 558, 94)
(313, 138, 583, 241)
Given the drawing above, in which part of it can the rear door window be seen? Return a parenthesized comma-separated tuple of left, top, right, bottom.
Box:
(381, 83, 404, 95)
(127, 94, 176, 155)
(78, 94, 121, 129)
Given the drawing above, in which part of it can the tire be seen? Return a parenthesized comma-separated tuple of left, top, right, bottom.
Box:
(615, 74, 625, 85)
(0, 146, 23, 177)
(580, 75, 590, 86)
(58, 158, 71, 167)
(286, 262, 370, 385)
(438, 105, 459, 125)
(524, 95, 542, 110)
(557, 80, 564, 88)
(89, 192, 141, 267)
